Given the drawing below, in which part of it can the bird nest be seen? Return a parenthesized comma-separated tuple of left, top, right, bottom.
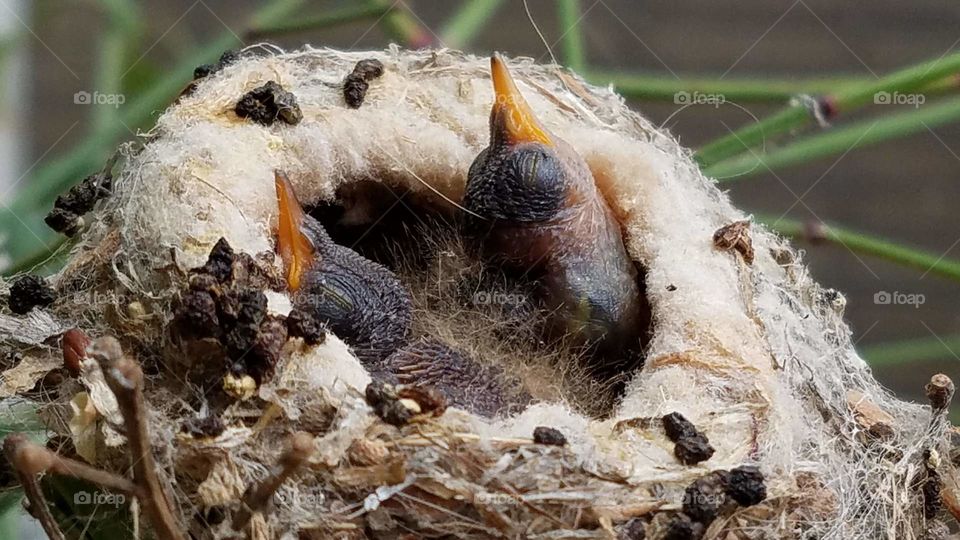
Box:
(1, 46, 958, 540)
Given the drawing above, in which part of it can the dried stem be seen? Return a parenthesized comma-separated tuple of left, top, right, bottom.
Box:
(3, 434, 66, 540)
(89, 337, 186, 540)
(232, 432, 315, 531)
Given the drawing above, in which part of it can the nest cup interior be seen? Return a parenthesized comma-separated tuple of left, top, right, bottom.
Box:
(306, 179, 654, 418)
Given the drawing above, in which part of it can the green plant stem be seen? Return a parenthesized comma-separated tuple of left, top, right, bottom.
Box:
(589, 71, 960, 103)
(704, 95, 960, 180)
(93, 0, 140, 138)
(695, 52, 960, 167)
(368, 0, 433, 47)
(861, 335, 960, 367)
(557, 0, 586, 72)
(245, 3, 390, 39)
(0, 0, 306, 271)
(758, 215, 960, 282)
(440, 0, 503, 48)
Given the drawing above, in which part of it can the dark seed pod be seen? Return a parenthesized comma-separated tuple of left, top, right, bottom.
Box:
(662, 412, 698, 441)
(533, 426, 567, 446)
(663, 412, 715, 465)
(44, 208, 81, 237)
(674, 435, 715, 465)
(175, 289, 220, 338)
(683, 471, 728, 524)
(7, 275, 56, 315)
(342, 58, 385, 109)
(662, 513, 704, 540)
(199, 237, 235, 284)
(235, 81, 302, 126)
(286, 307, 326, 345)
(723, 465, 766, 507)
(353, 59, 384, 80)
(194, 49, 240, 80)
(44, 165, 113, 235)
(343, 75, 369, 109)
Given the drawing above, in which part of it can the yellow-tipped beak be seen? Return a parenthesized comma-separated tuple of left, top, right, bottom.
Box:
(490, 54, 552, 146)
(275, 171, 315, 291)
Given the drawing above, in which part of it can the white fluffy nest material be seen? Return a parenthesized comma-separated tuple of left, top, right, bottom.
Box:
(1, 46, 953, 539)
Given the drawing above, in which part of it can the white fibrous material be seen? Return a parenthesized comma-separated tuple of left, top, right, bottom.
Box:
(3, 46, 951, 539)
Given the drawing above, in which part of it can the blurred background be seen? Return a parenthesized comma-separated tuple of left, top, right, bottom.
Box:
(1, 0, 959, 536)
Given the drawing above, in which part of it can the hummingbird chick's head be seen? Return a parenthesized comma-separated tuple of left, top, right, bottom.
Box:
(466, 55, 570, 223)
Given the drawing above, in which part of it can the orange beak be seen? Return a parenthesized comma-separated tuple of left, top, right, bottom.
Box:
(490, 54, 552, 146)
(275, 171, 315, 291)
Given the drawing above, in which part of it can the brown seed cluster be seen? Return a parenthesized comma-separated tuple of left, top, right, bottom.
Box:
(712, 220, 754, 264)
(194, 50, 240, 80)
(343, 58, 385, 108)
(7, 274, 56, 315)
(44, 160, 115, 237)
(235, 80, 303, 126)
(173, 238, 292, 385)
(533, 426, 568, 446)
(662, 412, 715, 465)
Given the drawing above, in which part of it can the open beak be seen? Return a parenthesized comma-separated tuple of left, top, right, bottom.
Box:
(490, 54, 552, 146)
(275, 170, 315, 291)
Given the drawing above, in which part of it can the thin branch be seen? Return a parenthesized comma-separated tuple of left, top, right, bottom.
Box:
(695, 51, 960, 168)
(89, 337, 186, 540)
(3, 434, 66, 540)
(861, 334, 960, 367)
(232, 432, 315, 531)
(758, 215, 960, 282)
(557, 0, 586, 72)
(704, 95, 960, 180)
(440, 0, 504, 49)
(245, 3, 390, 40)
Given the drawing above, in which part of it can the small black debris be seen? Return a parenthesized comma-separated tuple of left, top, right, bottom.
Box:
(175, 290, 220, 338)
(663, 412, 715, 465)
(194, 50, 240, 80)
(286, 307, 326, 345)
(533, 426, 567, 446)
(365, 381, 414, 426)
(683, 471, 728, 524)
(618, 518, 646, 540)
(8, 275, 56, 314)
(662, 513, 704, 540)
(235, 80, 302, 126)
(922, 469, 942, 520)
(353, 59, 385, 80)
(674, 435, 715, 466)
(44, 208, 81, 237)
(181, 415, 226, 438)
(198, 237, 235, 284)
(219, 287, 267, 328)
(44, 167, 113, 236)
(343, 58, 385, 109)
(724, 465, 766, 507)
(246, 315, 288, 383)
(662, 412, 698, 441)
